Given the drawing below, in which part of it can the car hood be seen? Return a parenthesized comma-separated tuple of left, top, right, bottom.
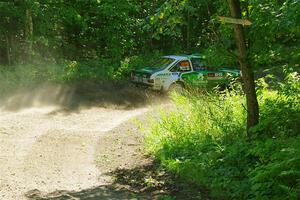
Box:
(133, 67, 162, 75)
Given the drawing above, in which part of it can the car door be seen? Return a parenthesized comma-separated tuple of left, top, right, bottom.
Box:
(181, 58, 208, 87)
(206, 68, 226, 88)
(164, 60, 192, 90)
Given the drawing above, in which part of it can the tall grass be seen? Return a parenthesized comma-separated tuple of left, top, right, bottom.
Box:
(146, 72, 300, 199)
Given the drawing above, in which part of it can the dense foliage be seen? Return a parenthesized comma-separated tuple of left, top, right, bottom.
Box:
(146, 72, 300, 199)
(1, 0, 298, 67)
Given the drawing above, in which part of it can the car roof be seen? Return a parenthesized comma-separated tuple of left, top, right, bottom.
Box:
(163, 54, 201, 60)
(163, 55, 187, 60)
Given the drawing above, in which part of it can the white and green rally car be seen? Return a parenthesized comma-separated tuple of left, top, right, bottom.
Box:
(131, 54, 241, 92)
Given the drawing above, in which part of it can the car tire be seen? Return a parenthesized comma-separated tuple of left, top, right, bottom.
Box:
(168, 82, 184, 94)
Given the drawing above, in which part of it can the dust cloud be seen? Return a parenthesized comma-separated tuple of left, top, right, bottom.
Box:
(0, 84, 74, 111)
(0, 81, 168, 113)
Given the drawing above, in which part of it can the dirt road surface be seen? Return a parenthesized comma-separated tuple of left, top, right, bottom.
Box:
(0, 85, 169, 200)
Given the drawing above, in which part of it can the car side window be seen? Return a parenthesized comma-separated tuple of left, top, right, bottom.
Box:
(191, 58, 206, 71)
(170, 60, 191, 72)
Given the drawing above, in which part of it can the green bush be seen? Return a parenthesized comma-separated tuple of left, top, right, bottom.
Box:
(62, 59, 116, 81)
(0, 64, 64, 96)
(113, 51, 163, 80)
(0, 52, 162, 93)
(146, 72, 300, 199)
(0, 53, 164, 96)
(249, 72, 300, 199)
(63, 52, 162, 81)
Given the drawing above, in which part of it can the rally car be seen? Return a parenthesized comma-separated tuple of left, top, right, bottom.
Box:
(131, 54, 241, 92)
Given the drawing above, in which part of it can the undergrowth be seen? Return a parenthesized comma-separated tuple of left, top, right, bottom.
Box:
(146, 72, 300, 199)
(0, 53, 161, 96)
(0, 63, 63, 96)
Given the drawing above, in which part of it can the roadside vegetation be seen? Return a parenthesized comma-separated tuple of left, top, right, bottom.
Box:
(146, 72, 300, 199)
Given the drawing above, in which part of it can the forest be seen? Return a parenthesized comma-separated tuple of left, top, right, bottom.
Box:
(0, 0, 300, 199)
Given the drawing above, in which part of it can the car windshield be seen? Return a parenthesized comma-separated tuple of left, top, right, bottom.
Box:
(150, 57, 175, 69)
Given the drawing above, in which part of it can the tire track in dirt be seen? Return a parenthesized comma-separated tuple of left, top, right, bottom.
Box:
(0, 106, 150, 200)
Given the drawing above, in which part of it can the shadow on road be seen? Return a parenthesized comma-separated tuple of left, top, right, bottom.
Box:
(26, 185, 148, 200)
(25, 162, 175, 200)
(26, 161, 209, 200)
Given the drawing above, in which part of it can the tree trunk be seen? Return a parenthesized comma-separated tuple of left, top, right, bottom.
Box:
(5, 34, 11, 66)
(187, 10, 191, 52)
(25, 8, 33, 62)
(227, 0, 259, 135)
(10, 34, 15, 65)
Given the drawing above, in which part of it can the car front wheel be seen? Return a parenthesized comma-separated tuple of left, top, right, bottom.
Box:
(168, 82, 184, 94)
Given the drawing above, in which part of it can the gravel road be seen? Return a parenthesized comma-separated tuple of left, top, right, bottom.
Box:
(0, 93, 158, 200)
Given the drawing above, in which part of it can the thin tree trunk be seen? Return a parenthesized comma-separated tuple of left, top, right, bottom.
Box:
(187, 10, 191, 52)
(25, 8, 33, 62)
(227, 0, 259, 135)
(10, 34, 15, 65)
(5, 34, 11, 66)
